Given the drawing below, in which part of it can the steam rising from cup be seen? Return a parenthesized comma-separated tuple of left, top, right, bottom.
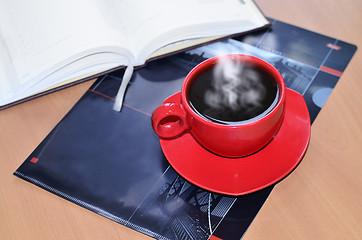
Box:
(204, 56, 267, 115)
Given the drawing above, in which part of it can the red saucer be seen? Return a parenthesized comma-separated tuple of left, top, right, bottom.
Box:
(159, 89, 311, 196)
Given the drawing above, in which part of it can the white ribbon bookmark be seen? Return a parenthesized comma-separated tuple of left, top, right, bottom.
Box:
(113, 64, 134, 112)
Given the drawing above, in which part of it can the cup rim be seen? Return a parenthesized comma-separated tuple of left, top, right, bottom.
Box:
(181, 54, 286, 127)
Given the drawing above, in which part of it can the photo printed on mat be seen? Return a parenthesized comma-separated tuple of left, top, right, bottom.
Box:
(14, 18, 356, 240)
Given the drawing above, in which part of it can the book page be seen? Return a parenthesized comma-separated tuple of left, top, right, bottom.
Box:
(99, 0, 268, 64)
(0, 0, 132, 104)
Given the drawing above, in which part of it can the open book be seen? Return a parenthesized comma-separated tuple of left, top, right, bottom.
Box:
(0, 0, 269, 110)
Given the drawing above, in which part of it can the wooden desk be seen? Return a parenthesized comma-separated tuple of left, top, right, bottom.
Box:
(1, 0, 361, 239)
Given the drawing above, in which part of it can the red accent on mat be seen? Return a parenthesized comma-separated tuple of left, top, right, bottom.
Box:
(30, 157, 39, 163)
(88, 89, 115, 100)
(209, 235, 223, 240)
(320, 66, 343, 77)
(88, 89, 151, 116)
(327, 43, 341, 50)
(123, 103, 152, 116)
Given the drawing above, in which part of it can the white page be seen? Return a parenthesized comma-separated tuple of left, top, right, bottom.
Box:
(100, 0, 268, 64)
(0, 0, 132, 103)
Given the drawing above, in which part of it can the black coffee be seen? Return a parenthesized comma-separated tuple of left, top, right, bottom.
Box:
(187, 61, 279, 125)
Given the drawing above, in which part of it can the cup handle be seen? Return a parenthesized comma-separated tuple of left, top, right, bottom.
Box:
(151, 103, 189, 139)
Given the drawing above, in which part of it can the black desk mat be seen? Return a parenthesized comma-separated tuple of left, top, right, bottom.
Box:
(14, 18, 356, 240)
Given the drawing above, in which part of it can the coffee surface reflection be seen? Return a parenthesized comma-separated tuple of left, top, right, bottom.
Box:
(188, 60, 279, 125)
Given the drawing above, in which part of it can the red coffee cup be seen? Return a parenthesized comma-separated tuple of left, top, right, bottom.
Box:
(152, 54, 286, 157)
